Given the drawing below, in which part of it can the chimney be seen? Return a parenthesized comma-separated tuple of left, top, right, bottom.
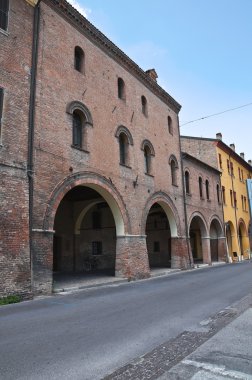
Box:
(240, 152, 245, 160)
(146, 69, 158, 82)
(216, 132, 222, 140)
(248, 160, 252, 166)
(230, 143, 235, 151)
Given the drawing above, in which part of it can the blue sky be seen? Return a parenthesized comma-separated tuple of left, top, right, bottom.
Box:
(69, 0, 252, 161)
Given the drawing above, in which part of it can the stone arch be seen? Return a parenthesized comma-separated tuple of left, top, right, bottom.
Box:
(238, 218, 249, 258)
(189, 212, 210, 264)
(43, 172, 130, 236)
(141, 191, 180, 237)
(66, 101, 93, 127)
(188, 212, 208, 237)
(169, 154, 179, 167)
(141, 139, 155, 156)
(209, 216, 225, 262)
(115, 125, 134, 145)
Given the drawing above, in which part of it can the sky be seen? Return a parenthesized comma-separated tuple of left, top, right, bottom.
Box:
(68, 0, 252, 161)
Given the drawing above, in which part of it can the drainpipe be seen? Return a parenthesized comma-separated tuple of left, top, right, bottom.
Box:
(178, 124, 192, 268)
(27, 0, 41, 277)
(229, 154, 241, 259)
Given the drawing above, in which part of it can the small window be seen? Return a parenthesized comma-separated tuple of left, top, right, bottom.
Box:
(199, 177, 203, 198)
(0, 0, 9, 31)
(92, 241, 102, 255)
(222, 186, 226, 204)
(74, 46, 84, 73)
(206, 179, 210, 200)
(244, 197, 247, 211)
(230, 190, 234, 207)
(185, 171, 190, 194)
(227, 159, 230, 173)
(141, 96, 148, 117)
(218, 154, 222, 169)
(241, 195, 244, 210)
(171, 159, 178, 186)
(72, 111, 83, 148)
(230, 162, 234, 176)
(233, 191, 237, 208)
(154, 241, 160, 252)
(144, 145, 151, 174)
(168, 116, 173, 135)
(0, 87, 4, 138)
(119, 133, 129, 166)
(118, 78, 125, 100)
(217, 184, 220, 203)
(92, 211, 101, 229)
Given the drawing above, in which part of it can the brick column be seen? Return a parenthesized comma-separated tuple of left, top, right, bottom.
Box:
(171, 237, 191, 269)
(32, 229, 54, 295)
(218, 237, 228, 262)
(202, 237, 211, 264)
(116, 235, 150, 280)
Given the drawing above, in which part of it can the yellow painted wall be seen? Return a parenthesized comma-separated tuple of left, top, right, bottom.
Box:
(216, 146, 251, 260)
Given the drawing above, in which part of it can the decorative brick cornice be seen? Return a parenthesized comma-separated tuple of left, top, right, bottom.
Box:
(43, 0, 181, 113)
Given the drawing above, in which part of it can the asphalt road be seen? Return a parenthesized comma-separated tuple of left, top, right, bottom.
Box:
(1, 262, 252, 380)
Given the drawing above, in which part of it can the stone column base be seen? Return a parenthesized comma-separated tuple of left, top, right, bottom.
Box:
(116, 235, 150, 280)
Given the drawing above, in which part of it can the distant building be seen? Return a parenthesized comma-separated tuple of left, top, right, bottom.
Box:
(181, 134, 252, 261)
(181, 151, 227, 265)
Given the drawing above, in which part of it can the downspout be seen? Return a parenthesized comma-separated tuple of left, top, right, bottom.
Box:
(230, 154, 241, 259)
(27, 1, 41, 279)
(178, 124, 192, 268)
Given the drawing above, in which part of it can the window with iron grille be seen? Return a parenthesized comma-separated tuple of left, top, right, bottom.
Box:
(0, 0, 9, 31)
(92, 241, 102, 255)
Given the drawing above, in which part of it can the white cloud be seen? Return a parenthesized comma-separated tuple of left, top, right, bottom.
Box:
(67, 0, 91, 18)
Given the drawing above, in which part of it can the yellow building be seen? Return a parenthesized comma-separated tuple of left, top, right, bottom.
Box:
(216, 135, 252, 261)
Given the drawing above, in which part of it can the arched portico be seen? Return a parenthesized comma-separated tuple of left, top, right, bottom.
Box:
(209, 217, 226, 262)
(225, 220, 237, 261)
(32, 172, 138, 294)
(238, 219, 250, 259)
(189, 213, 210, 264)
(142, 192, 189, 269)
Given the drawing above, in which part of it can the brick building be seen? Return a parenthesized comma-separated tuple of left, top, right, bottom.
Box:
(0, 0, 192, 297)
(181, 150, 227, 265)
(181, 134, 252, 262)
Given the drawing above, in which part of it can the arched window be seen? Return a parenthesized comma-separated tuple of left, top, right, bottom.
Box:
(72, 111, 83, 148)
(169, 155, 178, 186)
(199, 177, 203, 198)
(118, 78, 126, 100)
(141, 140, 155, 175)
(170, 160, 177, 186)
(206, 179, 210, 200)
(168, 116, 173, 135)
(74, 46, 84, 73)
(141, 95, 148, 117)
(119, 133, 129, 165)
(217, 184, 220, 203)
(0, 0, 9, 31)
(185, 171, 190, 194)
(144, 145, 151, 174)
(115, 126, 133, 167)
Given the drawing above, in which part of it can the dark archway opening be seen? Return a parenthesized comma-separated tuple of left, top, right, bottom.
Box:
(146, 203, 171, 268)
(210, 219, 222, 262)
(189, 216, 206, 263)
(53, 186, 116, 284)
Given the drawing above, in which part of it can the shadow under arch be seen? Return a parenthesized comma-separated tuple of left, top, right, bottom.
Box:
(141, 191, 180, 237)
(188, 212, 209, 264)
(43, 172, 130, 236)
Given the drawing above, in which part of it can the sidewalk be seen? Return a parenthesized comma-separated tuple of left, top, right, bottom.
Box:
(159, 308, 252, 379)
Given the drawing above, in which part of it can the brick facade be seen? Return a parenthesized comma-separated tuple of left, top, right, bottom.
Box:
(1, 0, 232, 297)
(181, 143, 227, 264)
